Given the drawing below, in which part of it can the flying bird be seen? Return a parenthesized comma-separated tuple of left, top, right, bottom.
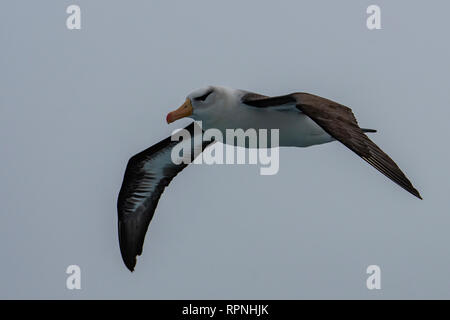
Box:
(117, 86, 422, 271)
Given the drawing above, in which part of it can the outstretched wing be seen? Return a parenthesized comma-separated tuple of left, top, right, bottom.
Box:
(242, 92, 422, 199)
(117, 122, 213, 271)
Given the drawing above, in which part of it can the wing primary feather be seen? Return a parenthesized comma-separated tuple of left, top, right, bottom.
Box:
(117, 122, 214, 271)
(242, 91, 422, 199)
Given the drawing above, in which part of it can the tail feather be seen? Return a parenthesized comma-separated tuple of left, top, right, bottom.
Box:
(362, 128, 377, 133)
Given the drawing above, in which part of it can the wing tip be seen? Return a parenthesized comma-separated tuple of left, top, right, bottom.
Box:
(411, 188, 423, 200)
(120, 242, 138, 272)
(118, 220, 139, 272)
(124, 258, 136, 272)
(120, 247, 138, 272)
(362, 156, 423, 200)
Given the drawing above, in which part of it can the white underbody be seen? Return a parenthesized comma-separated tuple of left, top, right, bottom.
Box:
(191, 88, 334, 148)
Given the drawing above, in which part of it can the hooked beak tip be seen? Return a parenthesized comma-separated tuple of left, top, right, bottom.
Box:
(166, 98, 192, 124)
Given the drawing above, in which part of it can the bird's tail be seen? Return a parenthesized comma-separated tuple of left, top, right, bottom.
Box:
(362, 128, 377, 133)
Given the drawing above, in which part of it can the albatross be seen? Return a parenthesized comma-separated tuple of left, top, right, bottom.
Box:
(117, 86, 422, 271)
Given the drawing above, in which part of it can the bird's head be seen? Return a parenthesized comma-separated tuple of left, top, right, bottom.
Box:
(166, 86, 230, 124)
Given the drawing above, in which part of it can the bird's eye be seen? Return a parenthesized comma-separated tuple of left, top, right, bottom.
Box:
(194, 90, 213, 102)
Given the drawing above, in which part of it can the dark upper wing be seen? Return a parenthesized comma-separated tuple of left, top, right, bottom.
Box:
(242, 92, 422, 199)
(117, 122, 214, 271)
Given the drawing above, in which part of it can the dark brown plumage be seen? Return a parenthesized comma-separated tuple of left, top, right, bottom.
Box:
(242, 92, 422, 199)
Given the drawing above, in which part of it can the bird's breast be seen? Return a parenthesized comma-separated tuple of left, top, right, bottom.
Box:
(200, 106, 334, 148)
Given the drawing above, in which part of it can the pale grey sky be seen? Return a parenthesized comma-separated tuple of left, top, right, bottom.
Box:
(1, 0, 449, 299)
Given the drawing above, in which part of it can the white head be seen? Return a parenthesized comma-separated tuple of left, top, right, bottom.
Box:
(166, 86, 238, 125)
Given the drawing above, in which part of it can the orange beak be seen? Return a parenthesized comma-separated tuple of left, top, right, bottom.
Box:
(166, 98, 193, 124)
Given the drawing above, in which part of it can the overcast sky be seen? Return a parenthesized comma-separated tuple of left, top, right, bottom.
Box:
(1, 0, 450, 299)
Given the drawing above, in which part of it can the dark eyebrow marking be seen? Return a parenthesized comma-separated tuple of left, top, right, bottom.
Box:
(194, 89, 213, 101)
